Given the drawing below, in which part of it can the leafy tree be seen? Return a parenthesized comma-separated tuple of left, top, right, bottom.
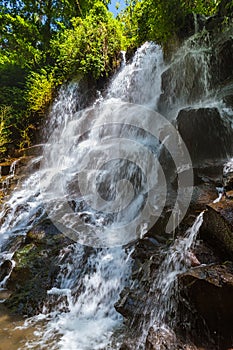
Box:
(50, 1, 123, 79)
(0, 0, 123, 156)
(121, 0, 220, 46)
(182, 0, 220, 16)
(0, 106, 12, 154)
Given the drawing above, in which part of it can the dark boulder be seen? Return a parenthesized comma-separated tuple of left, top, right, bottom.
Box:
(0, 260, 13, 282)
(0, 162, 11, 176)
(215, 38, 233, 84)
(223, 158, 233, 191)
(158, 56, 200, 116)
(176, 107, 233, 166)
(125, 46, 137, 64)
(200, 197, 233, 259)
(179, 263, 233, 349)
(145, 327, 195, 350)
(4, 220, 73, 316)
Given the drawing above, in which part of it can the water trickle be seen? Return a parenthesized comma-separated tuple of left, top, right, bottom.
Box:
(136, 212, 204, 349)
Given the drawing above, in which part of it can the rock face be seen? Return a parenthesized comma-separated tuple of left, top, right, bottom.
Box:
(179, 263, 233, 349)
(215, 38, 233, 84)
(158, 52, 207, 116)
(176, 107, 233, 166)
(200, 197, 233, 259)
(2, 219, 73, 316)
(223, 158, 233, 190)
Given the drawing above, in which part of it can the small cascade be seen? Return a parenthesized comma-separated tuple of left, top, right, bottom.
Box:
(135, 212, 204, 349)
(194, 13, 199, 34)
(0, 159, 18, 195)
(158, 31, 213, 119)
(109, 42, 164, 108)
(24, 247, 133, 350)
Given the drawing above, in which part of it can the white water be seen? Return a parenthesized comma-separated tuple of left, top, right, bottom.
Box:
(0, 42, 167, 349)
(22, 246, 133, 350)
(129, 212, 204, 350)
(0, 33, 233, 350)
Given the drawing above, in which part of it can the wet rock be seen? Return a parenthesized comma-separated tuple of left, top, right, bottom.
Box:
(200, 198, 233, 259)
(4, 220, 73, 316)
(223, 158, 233, 191)
(115, 288, 142, 320)
(178, 13, 205, 41)
(0, 162, 11, 176)
(179, 263, 233, 349)
(215, 38, 233, 83)
(16, 144, 44, 158)
(125, 46, 137, 64)
(158, 55, 201, 115)
(227, 190, 233, 199)
(1, 235, 25, 254)
(222, 93, 233, 108)
(145, 327, 192, 350)
(176, 107, 233, 166)
(193, 240, 221, 265)
(190, 183, 218, 212)
(0, 260, 13, 282)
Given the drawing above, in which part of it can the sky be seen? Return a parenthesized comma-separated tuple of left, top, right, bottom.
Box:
(108, 0, 126, 17)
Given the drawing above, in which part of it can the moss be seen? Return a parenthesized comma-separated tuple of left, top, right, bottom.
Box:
(5, 222, 73, 316)
(14, 243, 35, 268)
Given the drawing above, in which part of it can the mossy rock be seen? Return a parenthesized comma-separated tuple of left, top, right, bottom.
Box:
(5, 219, 73, 316)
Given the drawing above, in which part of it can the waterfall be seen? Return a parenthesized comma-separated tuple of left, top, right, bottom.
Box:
(0, 31, 233, 349)
(0, 42, 170, 349)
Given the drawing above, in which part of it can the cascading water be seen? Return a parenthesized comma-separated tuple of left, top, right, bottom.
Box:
(0, 42, 168, 349)
(0, 28, 233, 350)
(134, 212, 204, 350)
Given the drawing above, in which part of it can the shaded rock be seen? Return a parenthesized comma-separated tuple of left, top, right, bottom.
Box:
(193, 240, 221, 265)
(125, 46, 137, 64)
(190, 183, 218, 212)
(217, 0, 233, 20)
(179, 263, 233, 349)
(5, 220, 73, 316)
(145, 327, 194, 350)
(200, 198, 233, 259)
(215, 38, 233, 84)
(0, 260, 13, 282)
(205, 16, 221, 33)
(158, 57, 199, 115)
(115, 288, 142, 320)
(223, 158, 233, 191)
(0, 162, 11, 176)
(177, 107, 233, 165)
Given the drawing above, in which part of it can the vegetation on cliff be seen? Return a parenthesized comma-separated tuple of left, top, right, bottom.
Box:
(0, 0, 228, 157)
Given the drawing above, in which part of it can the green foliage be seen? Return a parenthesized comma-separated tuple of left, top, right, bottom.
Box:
(0, 0, 121, 155)
(181, 0, 220, 16)
(0, 106, 12, 154)
(0, 0, 227, 159)
(51, 1, 123, 79)
(121, 0, 220, 47)
(0, 13, 42, 68)
(26, 69, 55, 113)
